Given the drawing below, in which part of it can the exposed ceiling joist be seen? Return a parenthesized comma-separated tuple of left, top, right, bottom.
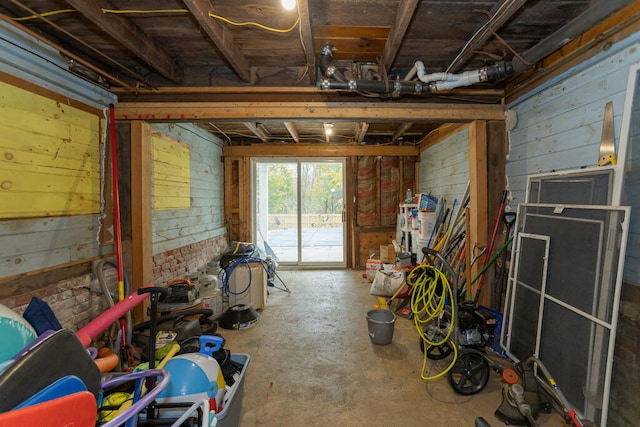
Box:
(296, 0, 316, 84)
(354, 122, 369, 144)
(183, 0, 252, 82)
(392, 122, 413, 143)
(114, 102, 505, 121)
(446, 0, 529, 73)
(224, 144, 420, 157)
(383, 0, 420, 71)
(0, 11, 138, 91)
(63, 0, 183, 83)
(1, 0, 634, 148)
(284, 122, 300, 143)
(243, 122, 271, 142)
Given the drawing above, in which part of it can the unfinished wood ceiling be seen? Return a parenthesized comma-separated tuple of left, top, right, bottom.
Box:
(0, 0, 634, 145)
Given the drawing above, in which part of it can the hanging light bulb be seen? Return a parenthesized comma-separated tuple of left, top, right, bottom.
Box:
(281, 0, 296, 11)
(324, 122, 334, 135)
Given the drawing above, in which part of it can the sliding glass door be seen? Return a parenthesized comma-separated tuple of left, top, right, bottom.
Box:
(253, 158, 345, 266)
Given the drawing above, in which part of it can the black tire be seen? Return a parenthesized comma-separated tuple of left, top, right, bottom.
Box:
(448, 349, 490, 395)
(423, 340, 454, 360)
(420, 311, 453, 360)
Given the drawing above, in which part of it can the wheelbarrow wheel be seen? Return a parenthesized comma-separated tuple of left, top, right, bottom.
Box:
(448, 349, 490, 395)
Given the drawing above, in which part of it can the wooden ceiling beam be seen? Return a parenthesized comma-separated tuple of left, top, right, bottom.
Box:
(418, 123, 469, 150)
(63, 0, 183, 83)
(224, 144, 420, 157)
(297, 0, 317, 84)
(354, 122, 369, 144)
(392, 122, 413, 144)
(284, 122, 300, 143)
(446, 0, 528, 73)
(243, 122, 271, 142)
(183, 0, 252, 82)
(115, 102, 505, 121)
(383, 0, 420, 71)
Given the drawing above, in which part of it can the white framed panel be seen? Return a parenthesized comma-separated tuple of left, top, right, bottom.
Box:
(502, 203, 630, 426)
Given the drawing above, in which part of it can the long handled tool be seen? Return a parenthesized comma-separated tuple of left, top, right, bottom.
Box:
(473, 190, 507, 305)
(108, 104, 124, 302)
(493, 212, 517, 310)
(108, 104, 135, 370)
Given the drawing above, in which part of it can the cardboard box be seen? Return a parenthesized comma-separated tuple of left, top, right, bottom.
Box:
(380, 244, 396, 264)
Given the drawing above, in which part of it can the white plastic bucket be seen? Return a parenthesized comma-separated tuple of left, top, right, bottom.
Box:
(417, 211, 437, 239)
(411, 230, 419, 254)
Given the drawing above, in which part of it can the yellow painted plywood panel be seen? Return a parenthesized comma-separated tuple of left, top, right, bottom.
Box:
(0, 121, 98, 159)
(153, 197, 192, 210)
(0, 149, 99, 176)
(152, 135, 190, 210)
(0, 81, 102, 219)
(0, 191, 101, 217)
(0, 165, 99, 195)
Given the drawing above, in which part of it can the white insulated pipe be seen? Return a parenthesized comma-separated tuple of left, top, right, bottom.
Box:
(406, 60, 483, 90)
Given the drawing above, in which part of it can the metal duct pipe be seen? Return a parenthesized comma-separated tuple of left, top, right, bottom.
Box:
(320, 42, 512, 95)
(319, 44, 347, 82)
(320, 0, 631, 96)
(320, 78, 427, 95)
(511, 0, 634, 73)
(321, 61, 512, 95)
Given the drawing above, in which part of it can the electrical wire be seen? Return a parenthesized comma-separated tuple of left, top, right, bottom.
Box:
(99, 8, 299, 33)
(218, 248, 289, 302)
(6, 1, 153, 90)
(408, 262, 458, 380)
(10, 9, 76, 20)
(208, 12, 300, 33)
(101, 9, 189, 15)
(12, 7, 300, 34)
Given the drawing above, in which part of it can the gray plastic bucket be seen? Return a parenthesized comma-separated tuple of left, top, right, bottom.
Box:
(366, 309, 396, 345)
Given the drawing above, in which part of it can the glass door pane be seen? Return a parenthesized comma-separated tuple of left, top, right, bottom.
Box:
(254, 158, 345, 266)
(255, 161, 298, 263)
(300, 161, 344, 264)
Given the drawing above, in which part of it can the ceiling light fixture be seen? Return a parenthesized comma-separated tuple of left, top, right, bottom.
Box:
(281, 0, 296, 11)
(324, 122, 334, 135)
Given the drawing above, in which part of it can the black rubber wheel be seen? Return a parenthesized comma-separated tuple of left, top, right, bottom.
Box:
(448, 349, 490, 395)
(420, 313, 453, 360)
(424, 340, 454, 360)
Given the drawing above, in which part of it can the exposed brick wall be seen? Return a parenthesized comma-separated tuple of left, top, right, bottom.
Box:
(152, 235, 228, 286)
(609, 282, 640, 427)
(1, 265, 118, 334)
(0, 235, 228, 340)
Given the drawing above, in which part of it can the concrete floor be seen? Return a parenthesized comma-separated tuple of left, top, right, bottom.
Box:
(219, 269, 564, 427)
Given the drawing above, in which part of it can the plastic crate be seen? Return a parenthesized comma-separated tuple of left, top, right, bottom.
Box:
(215, 353, 250, 427)
(478, 306, 508, 357)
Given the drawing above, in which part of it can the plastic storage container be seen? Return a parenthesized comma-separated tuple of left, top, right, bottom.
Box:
(215, 353, 250, 427)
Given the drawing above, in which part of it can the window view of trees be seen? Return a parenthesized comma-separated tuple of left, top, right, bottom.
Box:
(256, 160, 345, 264)
(263, 164, 295, 214)
(264, 162, 343, 215)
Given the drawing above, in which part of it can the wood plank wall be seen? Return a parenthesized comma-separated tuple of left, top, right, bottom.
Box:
(150, 124, 226, 255)
(0, 76, 111, 293)
(507, 36, 640, 279)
